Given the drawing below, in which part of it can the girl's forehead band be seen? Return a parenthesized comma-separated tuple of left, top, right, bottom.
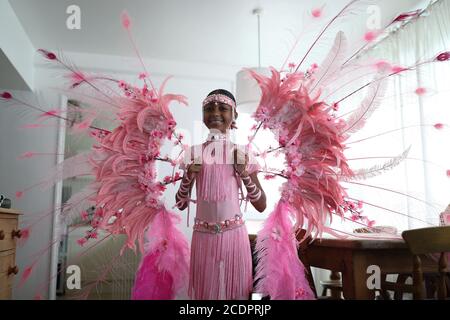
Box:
(202, 94, 236, 109)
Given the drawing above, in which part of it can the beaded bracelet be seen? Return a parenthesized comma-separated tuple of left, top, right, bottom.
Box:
(241, 174, 262, 202)
(176, 174, 194, 207)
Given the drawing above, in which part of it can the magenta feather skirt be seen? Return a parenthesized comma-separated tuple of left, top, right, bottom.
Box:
(188, 225, 253, 300)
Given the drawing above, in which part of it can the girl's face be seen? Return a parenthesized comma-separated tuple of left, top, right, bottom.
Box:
(203, 101, 235, 133)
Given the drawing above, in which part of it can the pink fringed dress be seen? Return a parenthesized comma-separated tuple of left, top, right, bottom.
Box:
(186, 137, 260, 300)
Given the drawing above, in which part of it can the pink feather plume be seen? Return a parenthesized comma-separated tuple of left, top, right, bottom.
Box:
(254, 200, 315, 299)
(132, 208, 190, 299)
(121, 11, 131, 29)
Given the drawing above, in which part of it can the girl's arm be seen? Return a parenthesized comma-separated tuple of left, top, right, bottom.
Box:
(241, 171, 267, 212)
(233, 147, 267, 212)
(175, 164, 199, 211)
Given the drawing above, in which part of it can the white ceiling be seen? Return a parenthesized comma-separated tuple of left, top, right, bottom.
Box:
(9, 0, 425, 68)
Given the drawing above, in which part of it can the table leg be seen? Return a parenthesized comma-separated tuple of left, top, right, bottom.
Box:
(341, 268, 356, 299)
(353, 264, 376, 299)
(340, 252, 376, 300)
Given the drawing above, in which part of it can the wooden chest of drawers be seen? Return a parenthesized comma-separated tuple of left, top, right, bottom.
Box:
(0, 208, 21, 299)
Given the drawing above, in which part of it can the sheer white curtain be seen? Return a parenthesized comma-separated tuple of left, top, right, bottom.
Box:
(341, 0, 450, 231)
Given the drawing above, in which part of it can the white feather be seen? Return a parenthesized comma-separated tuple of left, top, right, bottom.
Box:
(310, 31, 348, 96)
(346, 146, 411, 181)
(321, 59, 380, 102)
(342, 78, 387, 135)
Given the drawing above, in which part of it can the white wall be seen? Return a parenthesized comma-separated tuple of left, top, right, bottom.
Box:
(0, 87, 60, 299)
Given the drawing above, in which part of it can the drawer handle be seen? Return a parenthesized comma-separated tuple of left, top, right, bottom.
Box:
(8, 266, 19, 276)
(0, 230, 4, 240)
(11, 229, 22, 239)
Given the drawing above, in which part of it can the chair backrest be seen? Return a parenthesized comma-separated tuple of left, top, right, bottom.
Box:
(401, 226, 450, 299)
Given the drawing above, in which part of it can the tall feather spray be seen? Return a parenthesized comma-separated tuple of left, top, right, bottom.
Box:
(0, 12, 191, 299)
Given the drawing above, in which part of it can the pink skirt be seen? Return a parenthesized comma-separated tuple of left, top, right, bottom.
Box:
(188, 224, 253, 300)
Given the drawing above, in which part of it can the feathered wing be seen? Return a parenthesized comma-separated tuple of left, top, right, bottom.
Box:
(248, 66, 352, 299)
(250, 68, 352, 239)
(0, 11, 195, 300)
(2, 46, 191, 299)
(249, 9, 448, 297)
(247, 36, 447, 301)
(86, 91, 187, 253)
(77, 77, 191, 299)
(246, 15, 438, 297)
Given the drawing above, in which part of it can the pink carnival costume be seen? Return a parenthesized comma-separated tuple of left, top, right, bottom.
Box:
(3, 3, 449, 300)
(185, 134, 259, 300)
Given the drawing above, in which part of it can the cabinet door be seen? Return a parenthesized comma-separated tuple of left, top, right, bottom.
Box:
(0, 249, 16, 299)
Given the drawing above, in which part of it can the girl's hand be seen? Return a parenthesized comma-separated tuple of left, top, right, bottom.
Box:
(233, 148, 248, 176)
(187, 162, 201, 179)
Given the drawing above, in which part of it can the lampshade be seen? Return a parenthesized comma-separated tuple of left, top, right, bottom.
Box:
(235, 67, 271, 113)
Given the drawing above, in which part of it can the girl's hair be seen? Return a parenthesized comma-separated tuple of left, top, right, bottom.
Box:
(206, 89, 236, 104)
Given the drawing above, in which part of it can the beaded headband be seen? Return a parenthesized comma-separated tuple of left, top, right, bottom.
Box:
(202, 94, 236, 110)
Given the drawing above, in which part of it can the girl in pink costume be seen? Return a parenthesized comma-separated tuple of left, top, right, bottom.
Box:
(176, 89, 267, 300)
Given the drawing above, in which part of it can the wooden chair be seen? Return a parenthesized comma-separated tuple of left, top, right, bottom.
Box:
(319, 271, 343, 299)
(379, 274, 411, 299)
(402, 226, 450, 299)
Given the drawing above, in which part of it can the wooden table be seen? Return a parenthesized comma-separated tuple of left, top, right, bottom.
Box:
(246, 221, 437, 300)
(298, 233, 437, 300)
